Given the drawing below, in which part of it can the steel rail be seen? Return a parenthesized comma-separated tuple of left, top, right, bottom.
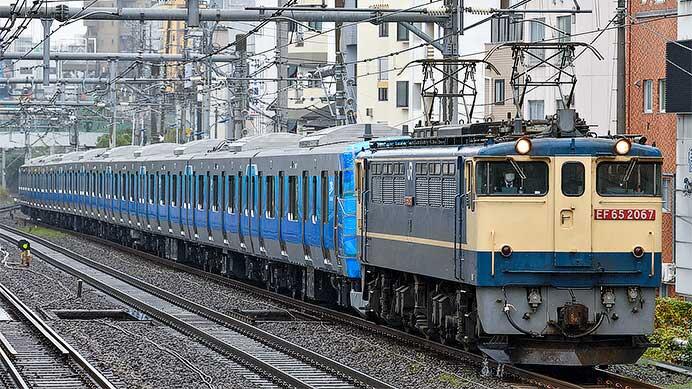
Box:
(0, 281, 117, 389)
(27, 220, 586, 389)
(0, 205, 19, 213)
(594, 368, 663, 389)
(0, 224, 395, 389)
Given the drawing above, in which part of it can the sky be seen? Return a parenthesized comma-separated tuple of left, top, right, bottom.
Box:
(0, 0, 87, 48)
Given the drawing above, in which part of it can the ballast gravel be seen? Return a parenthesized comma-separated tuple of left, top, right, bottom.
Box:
(28, 224, 514, 388)
(0, 238, 261, 389)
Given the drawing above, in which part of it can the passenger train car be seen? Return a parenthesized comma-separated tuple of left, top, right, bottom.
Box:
(18, 117, 663, 366)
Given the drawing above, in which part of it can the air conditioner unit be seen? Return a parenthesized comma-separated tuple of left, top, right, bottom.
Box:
(662, 263, 676, 283)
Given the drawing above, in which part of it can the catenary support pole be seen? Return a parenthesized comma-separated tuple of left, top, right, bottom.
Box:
(109, 60, 117, 149)
(616, 0, 626, 134)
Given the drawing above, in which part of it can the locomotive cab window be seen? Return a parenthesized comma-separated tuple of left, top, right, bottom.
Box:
(561, 162, 585, 197)
(596, 161, 662, 196)
(476, 160, 548, 196)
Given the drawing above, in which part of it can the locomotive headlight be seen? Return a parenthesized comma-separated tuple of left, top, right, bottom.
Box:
(614, 138, 632, 155)
(515, 137, 532, 155)
(500, 245, 513, 258)
(632, 246, 644, 259)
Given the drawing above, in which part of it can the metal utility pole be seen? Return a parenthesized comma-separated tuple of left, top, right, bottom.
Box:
(442, 0, 461, 124)
(616, 0, 626, 134)
(275, 0, 289, 132)
(334, 52, 347, 126)
(1, 148, 5, 190)
(41, 19, 52, 87)
(109, 60, 117, 149)
(231, 34, 249, 140)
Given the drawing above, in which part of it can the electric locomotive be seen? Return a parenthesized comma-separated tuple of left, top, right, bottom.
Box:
(17, 111, 662, 366)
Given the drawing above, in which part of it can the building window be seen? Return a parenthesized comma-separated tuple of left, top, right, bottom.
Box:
(659, 78, 666, 113)
(396, 81, 409, 108)
(379, 23, 389, 38)
(557, 15, 572, 42)
(494, 79, 505, 104)
(378, 58, 388, 80)
(528, 100, 544, 120)
(308, 21, 322, 31)
(491, 14, 523, 43)
(396, 23, 409, 41)
(378, 87, 388, 101)
(643, 79, 653, 113)
(662, 175, 673, 213)
(528, 18, 545, 64)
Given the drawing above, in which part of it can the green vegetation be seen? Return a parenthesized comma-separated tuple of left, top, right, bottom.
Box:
(96, 129, 132, 148)
(19, 225, 65, 239)
(0, 187, 10, 204)
(643, 297, 692, 366)
(438, 372, 468, 388)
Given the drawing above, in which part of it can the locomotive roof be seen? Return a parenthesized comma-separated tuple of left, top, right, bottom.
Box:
(477, 137, 661, 157)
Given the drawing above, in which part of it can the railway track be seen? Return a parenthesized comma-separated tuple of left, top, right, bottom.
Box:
(0, 277, 118, 388)
(4, 216, 668, 388)
(11, 219, 601, 389)
(0, 224, 394, 389)
(0, 204, 19, 214)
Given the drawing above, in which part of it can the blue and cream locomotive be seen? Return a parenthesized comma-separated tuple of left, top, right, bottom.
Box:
(18, 113, 662, 366)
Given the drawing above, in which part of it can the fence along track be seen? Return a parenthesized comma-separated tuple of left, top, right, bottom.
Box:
(0, 224, 395, 389)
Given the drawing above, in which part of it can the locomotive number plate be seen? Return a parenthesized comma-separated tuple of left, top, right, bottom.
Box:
(594, 209, 656, 220)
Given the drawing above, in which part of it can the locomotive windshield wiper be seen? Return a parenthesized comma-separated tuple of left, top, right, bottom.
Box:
(620, 158, 638, 187)
(508, 158, 527, 180)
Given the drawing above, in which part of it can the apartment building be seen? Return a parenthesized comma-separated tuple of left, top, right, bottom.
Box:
(627, 0, 678, 296)
(357, 0, 491, 130)
(484, 0, 618, 134)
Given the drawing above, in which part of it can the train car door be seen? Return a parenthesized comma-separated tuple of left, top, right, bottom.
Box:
(355, 159, 367, 261)
(554, 157, 592, 266)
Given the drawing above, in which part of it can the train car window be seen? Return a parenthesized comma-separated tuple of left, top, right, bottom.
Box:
(99, 173, 104, 198)
(220, 173, 225, 213)
(171, 174, 178, 207)
(321, 171, 328, 224)
(159, 174, 166, 205)
(197, 175, 204, 209)
(433, 163, 442, 175)
(212, 175, 219, 212)
(228, 175, 236, 213)
(85, 173, 90, 196)
(279, 172, 285, 218)
(248, 175, 257, 217)
(337, 171, 343, 198)
(288, 175, 298, 221)
(596, 161, 662, 197)
(302, 171, 309, 221)
(148, 174, 155, 204)
(238, 172, 244, 214)
(266, 176, 275, 218)
(561, 162, 585, 197)
(312, 175, 318, 223)
(476, 161, 548, 196)
(128, 174, 133, 201)
(256, 173, 262, 216)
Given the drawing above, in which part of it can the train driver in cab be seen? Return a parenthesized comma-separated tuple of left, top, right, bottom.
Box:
(497, 171, 523, 194)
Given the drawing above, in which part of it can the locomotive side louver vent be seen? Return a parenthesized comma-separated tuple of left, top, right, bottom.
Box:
(429, 177, 442, 207)
(394, 177, 405, 205)
(442, 178, 455, 208)
(415, 177, 428, 206)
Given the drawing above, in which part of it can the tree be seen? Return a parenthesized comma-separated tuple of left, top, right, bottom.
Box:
(96, 130, 132, 148)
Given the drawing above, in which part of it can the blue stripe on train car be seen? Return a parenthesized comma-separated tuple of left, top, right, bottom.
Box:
(471, 251, 662, 288)
(339, 145, 362, 279)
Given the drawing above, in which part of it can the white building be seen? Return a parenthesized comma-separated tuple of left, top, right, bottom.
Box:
(484, 0, 618, 134)
(674, 0, 692, 298)
(357, 0, 493, 131)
